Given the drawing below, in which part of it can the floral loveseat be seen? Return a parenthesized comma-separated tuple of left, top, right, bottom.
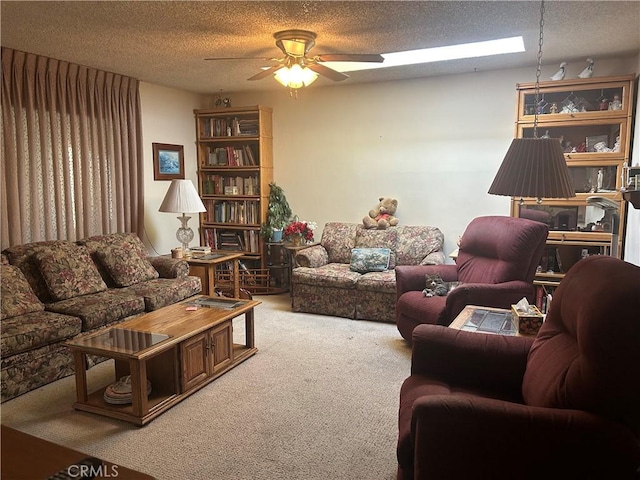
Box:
(1, 232, 201, 402)
(291, 223, 445, 322)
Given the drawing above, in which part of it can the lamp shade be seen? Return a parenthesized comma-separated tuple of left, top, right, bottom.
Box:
(488, 138, 576, 199)
(159, 179, 206, 213)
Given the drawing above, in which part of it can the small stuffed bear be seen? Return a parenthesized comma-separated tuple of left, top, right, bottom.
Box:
(363, 197, 399, 229)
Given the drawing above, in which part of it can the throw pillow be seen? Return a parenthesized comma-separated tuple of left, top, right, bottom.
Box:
(34, 244, 107, 301)
(95, 245, 159, 287)
(0, 264, 45, 319)
(350, 248, 391, 274)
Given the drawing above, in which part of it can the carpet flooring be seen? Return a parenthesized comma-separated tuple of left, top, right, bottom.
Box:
(1, 294, 412, 480)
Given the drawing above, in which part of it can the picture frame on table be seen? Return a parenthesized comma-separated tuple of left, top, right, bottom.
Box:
(153, 143, 184, 180)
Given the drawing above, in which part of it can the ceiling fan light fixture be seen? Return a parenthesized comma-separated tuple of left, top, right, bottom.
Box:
(274, 64, 318, 89)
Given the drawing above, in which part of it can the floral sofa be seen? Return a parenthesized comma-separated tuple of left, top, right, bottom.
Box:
(291, 223, 445, 322)
(0, 232, 201, 402)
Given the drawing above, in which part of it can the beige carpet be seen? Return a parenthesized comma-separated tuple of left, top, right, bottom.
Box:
(1, 294, 412, 480)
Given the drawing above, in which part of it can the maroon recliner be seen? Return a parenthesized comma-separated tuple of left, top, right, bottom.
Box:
(397, 255, 640, 480)
(395, 215, 548, 343)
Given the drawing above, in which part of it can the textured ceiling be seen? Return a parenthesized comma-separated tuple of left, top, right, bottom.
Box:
(1, 1, 639, 95)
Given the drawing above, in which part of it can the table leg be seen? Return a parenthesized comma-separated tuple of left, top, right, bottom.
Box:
(232, 258, 240, 298)
(129, 359, 148, 418)
(206, 263, 216, 297)
(245, 308, 255, 349)
(73, 351, 88, 403)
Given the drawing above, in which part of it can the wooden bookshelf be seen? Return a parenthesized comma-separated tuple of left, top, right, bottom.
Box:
(194, 106, 273, 289)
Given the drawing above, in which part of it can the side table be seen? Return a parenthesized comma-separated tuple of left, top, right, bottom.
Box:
(449, 305, 536, 337)
(176, 252, 243, 298)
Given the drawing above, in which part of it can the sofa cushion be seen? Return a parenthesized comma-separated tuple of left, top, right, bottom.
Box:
(95, 245, 159, 287)
(0, 264, 45, 320)
(79, 232, 151, 286)
(321, 223, 357, 264)
(79, 232, 148, 257)
(2, 240, 76, 302)
(395, 225, 445, 266)
(293, 264, 361, 289)
(349, 248, 391, 273)
(1, 310, 82, 357)
(46, 290, 145, 331)
(124, 276, 201, 311)
(1, 341, 76, 402)
(354, 227, 398, 268)
(355, 270, 397, 294)
(34, 244, 107, 301)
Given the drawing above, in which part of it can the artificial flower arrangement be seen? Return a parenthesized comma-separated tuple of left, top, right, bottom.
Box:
(284, 220, 316, 242)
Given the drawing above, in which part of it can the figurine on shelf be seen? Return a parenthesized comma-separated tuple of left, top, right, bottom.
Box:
(597, 169, 604, 191)
(536, 100, 547, 114)
(613, 135, 621, 152)
(599, 98, 609, 110)
(549, 102, 559, 114)
(550, 62, 567, 81)
(563, 140, 574, 153)
(594, 142, 612, 153)
(561, 101, 579, 114)
(578, 58, 594, 79)
(609, 95, 622, 110)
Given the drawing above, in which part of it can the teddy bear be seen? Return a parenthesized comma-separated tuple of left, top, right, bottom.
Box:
(363, 197, 399, 229)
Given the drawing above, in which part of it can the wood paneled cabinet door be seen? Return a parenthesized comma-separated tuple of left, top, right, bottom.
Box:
(180, 322, 233, 392)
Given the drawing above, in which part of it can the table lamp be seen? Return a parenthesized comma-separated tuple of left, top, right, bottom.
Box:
(159, 179, 206, 256)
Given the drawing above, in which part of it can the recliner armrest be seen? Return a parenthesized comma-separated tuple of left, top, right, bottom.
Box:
(411, 324, 533, 395)
(395, 264, 459, 299)
(410, 395, 640, 479)
(443, 280, 536, 322)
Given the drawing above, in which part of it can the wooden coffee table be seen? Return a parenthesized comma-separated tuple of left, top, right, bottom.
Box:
(66, 295, 260, 426)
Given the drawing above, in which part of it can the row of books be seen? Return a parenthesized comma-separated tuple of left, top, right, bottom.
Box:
(200, 117, 259, 138)
(204, 228, 260, 253)
(201, 175, 259, 196)
(203, 200, 260, 224)
(207, 145, 257, 166)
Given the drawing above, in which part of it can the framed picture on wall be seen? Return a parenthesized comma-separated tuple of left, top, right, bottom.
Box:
(153, 143, 184, 180)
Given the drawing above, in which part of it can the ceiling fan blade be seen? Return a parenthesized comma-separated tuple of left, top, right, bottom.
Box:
(307, 63, 349, 82)
(247, 65, 284, 81)
(316, 53, 384, 63)
(205, 57, 272, 61)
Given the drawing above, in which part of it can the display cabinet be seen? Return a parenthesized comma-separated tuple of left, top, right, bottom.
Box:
(194, 106, 273, 290)
(511, 74, 636, 292)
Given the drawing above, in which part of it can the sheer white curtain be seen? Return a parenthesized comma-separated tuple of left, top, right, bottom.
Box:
(1, 47, 144, 249)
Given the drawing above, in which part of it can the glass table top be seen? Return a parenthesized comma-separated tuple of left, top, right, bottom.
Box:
(72, 328, 171, 354)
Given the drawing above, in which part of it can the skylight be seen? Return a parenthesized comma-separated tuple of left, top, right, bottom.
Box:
(323, 36, 525, 73)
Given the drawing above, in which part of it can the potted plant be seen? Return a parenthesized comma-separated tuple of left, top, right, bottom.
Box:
(261, 182, 292, 242)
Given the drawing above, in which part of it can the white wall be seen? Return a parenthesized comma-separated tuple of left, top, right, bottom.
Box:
(223, 56, 639, 258)
(139, 83, 208, 255)
(623, 52, 640, 266)
(138, 56, 638, 262)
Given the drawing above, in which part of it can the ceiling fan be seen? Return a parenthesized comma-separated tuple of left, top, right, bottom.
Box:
(205, 29, 384, 84)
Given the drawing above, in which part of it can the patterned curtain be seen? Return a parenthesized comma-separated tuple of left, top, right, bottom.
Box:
(1, 47, 144, 249)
